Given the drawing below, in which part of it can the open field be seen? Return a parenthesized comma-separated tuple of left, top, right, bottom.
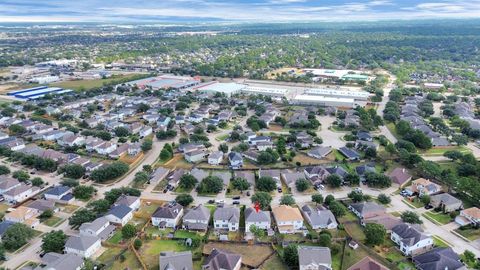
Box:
(50, 74, 147, 91)
(203, 242, 274, 268)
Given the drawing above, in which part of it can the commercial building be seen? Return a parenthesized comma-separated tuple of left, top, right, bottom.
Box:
(292, 94, 356, 108)
(8, 86, 72, 100)
(241, 86, 288, 97)
(126, 75, 200, 90)
(304, 88, 370, 101)
(196, 82, 246, 97)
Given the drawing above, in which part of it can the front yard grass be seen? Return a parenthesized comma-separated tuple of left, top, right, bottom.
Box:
(402, 197, 423, 208)
(42, 216, 63, 227)
(432, 235, 451, 247)
(454, 227, 480, 241)
(422, 211, 453, 225)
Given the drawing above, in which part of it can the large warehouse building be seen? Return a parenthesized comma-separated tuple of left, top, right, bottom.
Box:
(196, 82, 246, 97)
(8, 86, 73, 100)
(292, 94, 356, 108)
(304, 88, 370, 101)
(126, 75, 200, 90)
(241, 86, 288, 97)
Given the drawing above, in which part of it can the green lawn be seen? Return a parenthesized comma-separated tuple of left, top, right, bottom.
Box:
(50, 74, 147, 91)
(141, 239, 198, 269)
(432, 235, 451, 247)
(97, 247, 141, 270)
(422, 211, 453, 225)
(260, 254, 288, 270)
(402, 198, 423, 208)
(421, 146, 471, 156)
(42, 216, 63, 227)
(107, 231, 123, 244)
(454, 227, 480, 241)
(174, 230, 201, 239)
(215, 134, 229, 141)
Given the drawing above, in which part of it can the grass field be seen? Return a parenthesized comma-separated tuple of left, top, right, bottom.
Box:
(421, 146, 471, 156)
(51, 74, 146, 91)
(402, 198, 423, 209)
(42, 216, 63, 227)
(107, 231, 124, 244)
(203, 242, 274, 268)
(341, 244, 369, 269)
(422, 211, 453, 225)
(141, 239, 198, 269)
(432, 235, 451, 247)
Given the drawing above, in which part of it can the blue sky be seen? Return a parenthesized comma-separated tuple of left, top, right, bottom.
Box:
(1, 0, 479, 22)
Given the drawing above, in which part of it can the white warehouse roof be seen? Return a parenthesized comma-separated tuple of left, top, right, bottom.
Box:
(293, 94, 355, 107)
(242, 86, 288, 96)
(197, 82, 246, 95)
(304, 88, 370, 99)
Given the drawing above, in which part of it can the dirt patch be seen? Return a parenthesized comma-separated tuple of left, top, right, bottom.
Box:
(203, 242, 274, 268)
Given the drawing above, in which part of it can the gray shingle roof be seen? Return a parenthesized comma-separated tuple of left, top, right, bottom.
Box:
(203, 249, 241, 270)
(45, 185, 71, 196)
(214, 207, 240, 223)
(183, 205, 210, 222)
(392, 223, 429, 247)
(301, 205, 337, 228)
(152, 204, 183, 219)
(412, 247, 466, 270)
(245, 207, 271, 223)
(159, 251, 193, 270)
(65, 235, 99, 251)
(35, 252, 84, 270)
(79, 217, 109, 233)
(298, 246, 332, 268)
(107, 204, 132, 219)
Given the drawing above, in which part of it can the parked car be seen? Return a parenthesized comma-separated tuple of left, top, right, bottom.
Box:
(246, 191, 251, 196)
(232, 201, 240, 205)
(232, 196, 241, 200)
(424, 204, 433, 209)
(277, 187, 283, 193)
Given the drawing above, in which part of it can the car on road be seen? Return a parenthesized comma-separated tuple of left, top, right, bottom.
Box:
(232, 196, 240, 200)
(246, 191, 251, 196)
(232, 201, 240, 205)
(424, 204, 433, 209)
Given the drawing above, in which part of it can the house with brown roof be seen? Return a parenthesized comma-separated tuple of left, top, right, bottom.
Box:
(388, 167, 412, 187)
(409, 178, 442, 196)
(456, 207, 480, 226)
(430, 193, 463, 213)
(347, 256, 388, 270)
(272, 205, 304, 234)
(4, 206, 40, 228)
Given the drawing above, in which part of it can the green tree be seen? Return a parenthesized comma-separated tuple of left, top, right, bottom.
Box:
(365, 223, 386, 246)
(377, 194, 391, 204)
(179, 174, 197, 190)
(295, 178, 310, 192)
(328, 201, 345, 217)
(134, 239, 142, 250)
(12, 170, 30, 182)
(87, 199, 111, 215)
(39, 209, 53, 220)
(42, 230, 67, 253)
(141, 138, 153, 152)
(231, 177, 250, 192)
(197, 176, 223, 194)
(326, 174, 342, 188)
(318, 233, 332, 247)
(401, 211, 423, 224)
(31, 177, 44, 187)
(73, 185, 96, 200)
(160, 148, 173, 161)
(311, 194, 324, 205)
(255, 176, 277, 192)
(0, 165, 10, 175)
(61, 164, 86, 179)
(219, 143, 229, 153)
(344, 173, 360, 186)
(280, 195, 295, 205)
(121, 224, 137, 239)
(8, 124, 26, 135)
(249, 225, 265, 238)
(283, 244, 299, 268)
(114, 126, 130, 137)
(276, 137, 287, 155)
(69, 209, 96, 229)
(175, 194, 194, 206)
(325, 195, 335, 205)
(420, 195, 431, 206)
(2, 223, 35, 251)
(90, 162, 129, 183)
(251, 192, 272, 210)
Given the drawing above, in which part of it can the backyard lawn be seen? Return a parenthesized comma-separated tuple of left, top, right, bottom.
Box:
(341, 244, 369, 269)
(422, 211, 453, 225)
(260, 254, 288, 270)
(203, 242, 274, 268)
(42, 216, 63, 227)
(97, 247, 141, 270)
(140, 239, 199, 270)
(107, 231, 123, 244)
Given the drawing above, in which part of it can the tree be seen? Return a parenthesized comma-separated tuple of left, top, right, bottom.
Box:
(280, 195, 295, 205)
(90, 162, 129, 183)
(295, 178, 310, 192)
(318, 233, 332, 247)
(31, 177, 44, 187)
(42, 230, 67, 253)
(365, 223, 386, 246)
(73, 185, 96, 200)
(121, 224, 137, 239)
(12, 170, 30, 182)
(160, 148, 173, 161)
(364, 147, 377, 159)
(134, 239, 142, 250)
(443, 150, 463, 161)
(311, 194, 324, 205)
(348, 191, 365, 203)
(87, 199, 111, 215)
(256, 176, 277, 192)
(8, 124, 26, 135)
(197, 176, 223, 194)
(401, 211, 423, 224)
(276, 137, 287, 155)
(219, 143, 229, 153)
(325, 195, 335, 205)
(328, 201, 345, 217)
(420, 195, 431, 206)
(69, 209, 97, 229)
(326, 174, 342, 188)
(251, 192, 272, 210)
(104, 187, 141, 204)
(133, 171, 149, 184)
(114, 126, 130, 137)
(364, 172, 391, 188)
(249, 225, 265, 238)
(179, 174, 197, 190)
(283, 244, 299, 268)
(61, 164, 86, 179)
(2, 223, 35, 251)
(175, 194, 193, 206)
(0, 165, 10, 175)
(344, 173, 360, 186)
(231, 177, 250, 192)
(141, 138, 153, 151)
(39, 209, 53, 220)
(377, 194, 391, 204)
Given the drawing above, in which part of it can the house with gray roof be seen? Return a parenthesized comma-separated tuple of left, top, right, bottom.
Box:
(203, 249, 242, 270)
(34, 252, 84, 270)
(391, 223, 433, 256)
(298, 246, 332, 270)
(234, 171, 255, 187)
(105, 204, 133, 226)
(387, 167, 412, 187)
(212, 171, 231, 187)
(114, 194, 140, 211)
(26, 199, 57, 213)
(190, 168, 209, 182)
(214, 207, 240, 232)
(159, 251, 193, 270)
(338, 147, 360, 161)
(182, 205, 211, 231)
(152, 204, 184, 228)
(281, 170, 306, 188)
(326, 166, 348, 180)
(412, 247, 466, 270)
(228, 152, 243, 169)
(150, 167, 170, 183)
(0, 177, 21, 194)
(349, 202, 386, 223)
(244, 207, 271, 233)
(0, 220, 14, 238)
(307, 146, 332, 160)
(64, 235, 101, 258)
(301, 205, 338, 230)
(208, 151, 224, 165)
(430, 193, 463, 213)
(44, 185, 72, 201)
(79, 217, 116, 240)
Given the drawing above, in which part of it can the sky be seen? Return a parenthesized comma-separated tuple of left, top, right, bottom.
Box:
(0, 0, 480, 23)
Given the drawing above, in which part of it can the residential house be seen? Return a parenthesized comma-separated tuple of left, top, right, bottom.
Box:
(455, 207, 480, 226)
(58, 134, 85, 147)
(64, 235, 101, 258)
(44, 185, 72, 201)
(152, 204, 184, 228)
(159, 251, 193, 270)
(349, 202, 386, 225)
(307, 146, 332, 159)
(338, 147, 361, 161)
(304, 166, 330, 186)
(150, 167, 170, 184)
(214, 207, 240, 232)
(234, 171, 255, 188)
(4, 206, 39, 227)
(412, 247, 466, 270)
(410, 178, 442, 196)
(182, 205, 211, 231)
(0, 221, 14, 239)
(208, 151, 224, 165)
(105, 205, 133, 226)
(95, 142, 117, 155)
(35, 252, 84, 270)
(301, 204, 338, 230)
(387, 167, 412, 187)
(0, 177, 21, 194)
(139, 126, 153, 138)
(185, 150, 207, 163)
(298, 246, 332, 270)
(3, 184, 39, 204)
(363, 214, 402, 232)
(356, 131, 373, 142)
(228, 152, 243, 169)
(355, 164, 376, 178)
(281, 170, 306, 188)
(26, 199, 57, 213)
(202, 249, 242, 270)
(347, 256, 388, 270)
(79, 217, 116, 240)
(256, 141, 274, 151)
(244, 207, 271, 233)
(272, 205, 304, 234)
(114, 195, 141, 211)
(430, 193, 463, 212)
(242, 150, 260, 163)
(391, 223, 433, 256)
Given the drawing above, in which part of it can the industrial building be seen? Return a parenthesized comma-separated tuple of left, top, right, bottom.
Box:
(292, 94, 356, 108)
(303, 69, 371, 82)
(126, 75, 200, 90)
(8, 86, 73, 100)
(196, 82, 246, 97)
(304, 88, 370, 101)
(241, 86, 288, 97)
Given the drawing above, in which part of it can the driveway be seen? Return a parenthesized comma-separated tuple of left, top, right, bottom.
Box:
(316, 115, 346, 149)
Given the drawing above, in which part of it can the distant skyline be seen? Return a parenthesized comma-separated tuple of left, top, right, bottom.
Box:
(1, 0, 480, 23)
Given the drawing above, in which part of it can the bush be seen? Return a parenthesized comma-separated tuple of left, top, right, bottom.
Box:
(295, 178, 310, 192)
